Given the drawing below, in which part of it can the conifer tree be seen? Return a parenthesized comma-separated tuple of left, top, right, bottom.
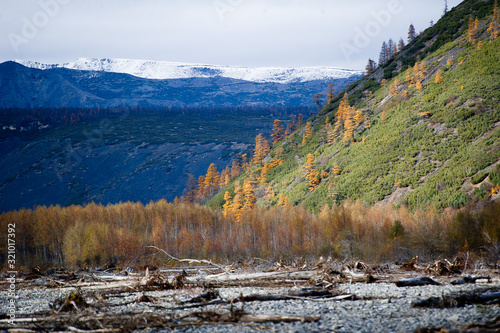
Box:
(298, 114, 304, 127)
(389, 78, 399, 96)
(365, 59, 377, 75)
(252, 134, 270, 165)
(271, 119, 285, 145)
(243, 178, 256, 210)
(387, 39, 395, 58)
(468, 17, 477, 44)
(231, 182, 243, 222)
(326, 83, 336, 102)
(312, 93, 325, 110)
(398, 38, 406, 53)
(302, 122, 313, 145)
(230, 159, 241, 179)
(277, 192, 285, 207)
(197, 175, 206, 197)
(332, 163, 342, 175)
(444, 0, 448, 15)
(435, 69, 443, 84)
(408, 24, 416, 43)
(223, 191, 233, 217)
(379, 41, 388, 66)
(285, 115, 298, 136)
(204, 163, 220, 195)
(305, 154, 320, 191)
(220, 166, 231, 187)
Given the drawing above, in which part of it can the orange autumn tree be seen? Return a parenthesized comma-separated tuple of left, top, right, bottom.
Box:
(304, 154, 320, 191)
(326, 82, 336, 102)
(231, 182, 244, 222)
(488, 2, 499, 40)
(435, 69, 443, 84)
(243, 178, 256, 210)
(271, 119, 285, 145)
(223, 191, 233, 217)
(204, 163, 220, 196)
(333, 92, 363, 143)
(252, 134, 270, 165)
(302, 122, 313, 145)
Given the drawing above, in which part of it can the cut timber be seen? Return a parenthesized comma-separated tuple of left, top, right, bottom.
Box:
(395, 276, 441, 287)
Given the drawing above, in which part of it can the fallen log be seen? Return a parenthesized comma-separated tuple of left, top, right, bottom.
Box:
(395, 276, 441, 287)
(185, 270, 316, 287)
(412, 291, 500, 308)
(450, 275, 491, 285)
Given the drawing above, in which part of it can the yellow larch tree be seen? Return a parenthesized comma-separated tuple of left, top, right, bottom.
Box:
(231, 182, 244, 222)
(222, 191, 233, 218)
(468, 17, 477, 44)
(435, 69, 443, 84)
(389, 78, 399, 96)
(204, 163, 220, 195)
(197, 175, 206, 198)
(243, 178, 256, 210)
(277, 192, 285, 206)
(252, 134, 270, 165)
(326, 82, 336, 103)
(219, 166, 231, 187)
(304, 154, 320, 191)
(332, 163, 342, 175)
(271, 119, 285, 145)
(302, 122, 313, 145)
(230, 159, 241, 179)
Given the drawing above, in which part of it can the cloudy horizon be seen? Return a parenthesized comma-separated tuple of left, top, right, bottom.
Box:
(1, 0, 462, 70)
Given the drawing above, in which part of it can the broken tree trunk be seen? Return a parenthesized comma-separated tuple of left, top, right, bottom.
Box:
(395, 276, 441, 287)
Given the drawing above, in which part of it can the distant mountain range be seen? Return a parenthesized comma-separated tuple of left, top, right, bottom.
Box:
(0, 59, 362, 109)
(15, 58, 361, 83)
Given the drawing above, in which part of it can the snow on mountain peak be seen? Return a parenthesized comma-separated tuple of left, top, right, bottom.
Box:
(15, 58, 362, 84)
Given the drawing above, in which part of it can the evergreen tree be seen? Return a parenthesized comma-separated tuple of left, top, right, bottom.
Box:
(408, 24, 416, 43)
(398, 38, 406, 53)
(365, 59, 377, 75)
(379, 41, 388, 66)
(444, 0, 448, 15)
(312, 93, 325, 110)
(387, 39, 395, 58)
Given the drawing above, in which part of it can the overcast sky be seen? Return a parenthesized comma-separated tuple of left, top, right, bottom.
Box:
(1, 0, 462, 70)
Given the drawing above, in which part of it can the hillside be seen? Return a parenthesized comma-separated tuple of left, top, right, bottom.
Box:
(208, 0, 500, 213)
(0, 61, 360, 108)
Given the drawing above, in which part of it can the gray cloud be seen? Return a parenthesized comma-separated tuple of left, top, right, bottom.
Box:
(1, 0, 462, 69)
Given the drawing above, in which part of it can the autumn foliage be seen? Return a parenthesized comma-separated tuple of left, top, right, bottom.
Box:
(2, 200, 499, 268)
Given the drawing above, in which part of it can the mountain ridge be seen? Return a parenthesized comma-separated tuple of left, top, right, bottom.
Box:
(0, 61, 361, 108)
(14, 58, 363, 84)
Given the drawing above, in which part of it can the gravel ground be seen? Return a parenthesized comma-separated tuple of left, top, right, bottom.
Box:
(1, 272, 499, 332)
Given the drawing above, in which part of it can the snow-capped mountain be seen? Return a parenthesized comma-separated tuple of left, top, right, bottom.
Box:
(15, 58, 362, 84)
